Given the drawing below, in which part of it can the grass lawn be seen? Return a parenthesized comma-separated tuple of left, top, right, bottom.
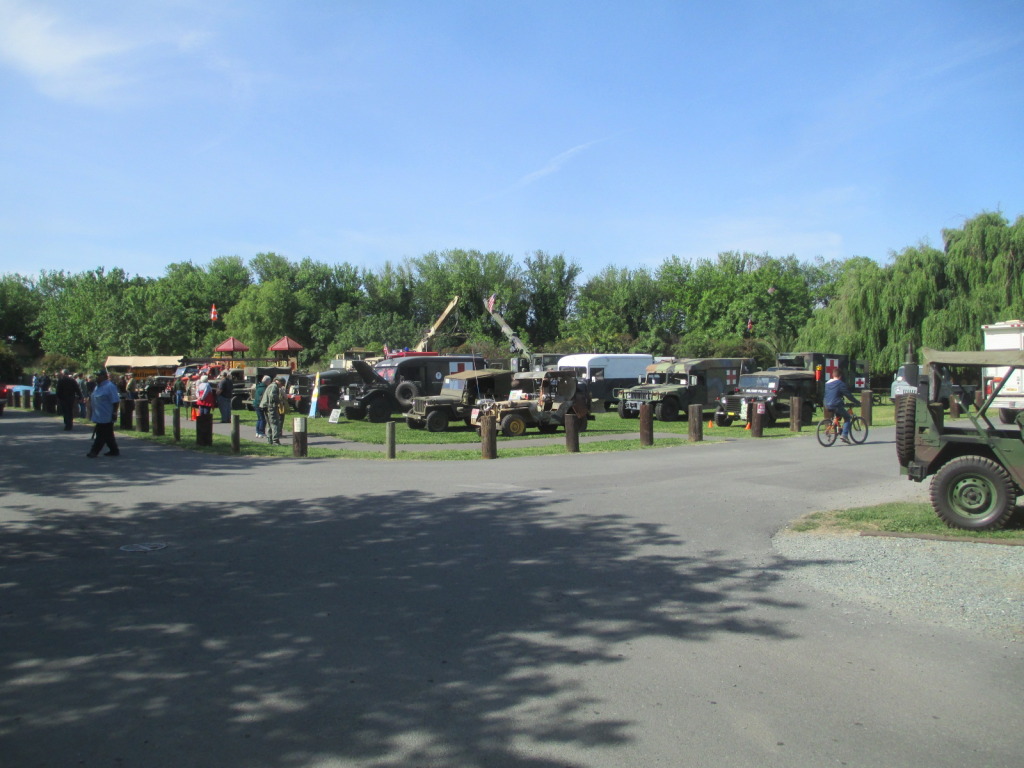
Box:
(789, 501, 1024, 541)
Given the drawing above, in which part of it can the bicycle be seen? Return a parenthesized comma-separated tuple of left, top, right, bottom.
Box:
(816, 407, 868, 446)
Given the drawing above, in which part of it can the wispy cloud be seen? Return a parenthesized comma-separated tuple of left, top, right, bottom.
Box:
(515, 138, 608, 189)
(0, 0, 144, 103)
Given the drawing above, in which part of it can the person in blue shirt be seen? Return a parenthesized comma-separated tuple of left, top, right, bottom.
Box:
(824, 368, 858, 443)
(87, 370, 121, 457)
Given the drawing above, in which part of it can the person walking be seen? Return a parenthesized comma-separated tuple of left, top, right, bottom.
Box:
(55, 369, 82, 431)
(253, 375, 271, 439)
(260, 376, 286, 445)
(87, 370, 120, 457)
(216, 371, 234, 423)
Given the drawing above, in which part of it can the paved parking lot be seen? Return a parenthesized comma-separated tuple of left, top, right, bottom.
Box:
(1, 409, 1021, 768)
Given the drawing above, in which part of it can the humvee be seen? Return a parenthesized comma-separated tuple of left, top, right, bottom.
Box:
(470, 369, 591, 437)
(615, 357, 754, 421)
(897, 348, 1024, 530)
(406, 368, 514, 433)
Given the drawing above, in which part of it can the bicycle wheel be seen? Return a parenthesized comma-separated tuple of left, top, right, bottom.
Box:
(849, 416, 869, 444)
(816, 419, 837, 447)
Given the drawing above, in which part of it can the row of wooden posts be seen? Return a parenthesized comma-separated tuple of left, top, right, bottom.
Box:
(5, 387, 975, 460)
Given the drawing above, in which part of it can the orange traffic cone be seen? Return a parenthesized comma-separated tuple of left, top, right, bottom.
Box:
(707, 420, 714, 428)
(744, 421, 751, 430)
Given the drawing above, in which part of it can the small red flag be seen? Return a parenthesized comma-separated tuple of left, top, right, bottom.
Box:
(210, 304, 219, 321)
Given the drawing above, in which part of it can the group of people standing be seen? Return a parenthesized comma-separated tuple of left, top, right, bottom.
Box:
(33, 366, 289, 455)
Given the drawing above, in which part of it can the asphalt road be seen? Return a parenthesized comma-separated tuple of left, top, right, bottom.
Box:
(1, 409, 1021, 768)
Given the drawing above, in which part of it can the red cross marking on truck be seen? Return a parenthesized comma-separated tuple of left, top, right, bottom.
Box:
(826, 358, 841, 376)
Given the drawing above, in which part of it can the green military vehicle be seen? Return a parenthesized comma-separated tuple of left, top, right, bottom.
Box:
(613, 357, 754, 421)
(405, 368, 514, 432)
(897, 348, 1024, 530)
(470, 369, 591, 437)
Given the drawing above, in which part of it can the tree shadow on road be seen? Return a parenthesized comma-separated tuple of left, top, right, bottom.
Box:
(0, 476, 816, 767)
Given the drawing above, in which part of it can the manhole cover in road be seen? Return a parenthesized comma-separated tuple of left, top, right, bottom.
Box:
(119, 543, 168, 552)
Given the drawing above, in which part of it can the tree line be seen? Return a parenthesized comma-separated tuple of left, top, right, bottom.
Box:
(1, 210, 1022, 381)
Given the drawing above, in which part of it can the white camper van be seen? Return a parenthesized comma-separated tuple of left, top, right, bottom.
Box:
(557, 353, 654, 406)
(983, 320, 1024, 422)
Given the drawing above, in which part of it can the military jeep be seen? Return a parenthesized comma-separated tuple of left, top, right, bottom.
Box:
(470, 369, 591, 437)
(715, 369, 819, 427)
(405, 368, 514, 432)
(897, 348, 1024, 530)
(615, 357, 754, 421)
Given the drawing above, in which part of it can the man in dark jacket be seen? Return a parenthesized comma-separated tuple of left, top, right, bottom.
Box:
(55, 369, 82, 431)
(824, 368, 858, 443)
(216, 371, 234, 423)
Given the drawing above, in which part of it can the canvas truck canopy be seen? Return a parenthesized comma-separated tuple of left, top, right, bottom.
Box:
(922, 348, 1024, 370)
(104, 356, 182, 369)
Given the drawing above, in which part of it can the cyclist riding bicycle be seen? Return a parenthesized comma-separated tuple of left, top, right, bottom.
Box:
(824, 368, 858, 444)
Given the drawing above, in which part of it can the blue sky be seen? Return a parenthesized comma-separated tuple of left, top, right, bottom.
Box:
(1, 0, 1021, 281)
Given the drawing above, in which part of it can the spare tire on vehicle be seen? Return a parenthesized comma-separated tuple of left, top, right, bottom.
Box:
(394, 380, 420, 409)
(894, 394, 916, 468)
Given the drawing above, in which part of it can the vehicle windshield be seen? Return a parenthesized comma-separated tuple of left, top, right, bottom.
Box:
(738, 374, 779, 390)
(373, 360, 398, 382)
(442, 377, 467, 392)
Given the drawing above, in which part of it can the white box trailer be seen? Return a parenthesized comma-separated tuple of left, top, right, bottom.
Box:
(557, 353, 654, 406)
(983, 320, 1024, 420)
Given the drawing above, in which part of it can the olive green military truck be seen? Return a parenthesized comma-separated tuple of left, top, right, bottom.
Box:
(897, 348, 1024, 530)
(613, 357, 754, 421)
(405, 368, 514, 433)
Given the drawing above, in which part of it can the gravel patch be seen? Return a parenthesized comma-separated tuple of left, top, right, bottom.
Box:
(773, 530, 1024, 643)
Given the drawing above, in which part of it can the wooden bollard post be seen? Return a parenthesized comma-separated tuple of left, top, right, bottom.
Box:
(975, 389, 984, 410)
(564, 413, 580, 453)
(384, 420, 395, 459)
(120, 399, 134, 430)
(172, 407, 181, 442)
(688, 404, 703, 441)
(480, 412, 497, 459)
(790, 396, 804, 432)
(750, 402, 764, 437)
(135, 399, 150, 432)
(152, 399, 165, 436)
(12, 391, 19, 408)
(293, 416, 308, 457)
(949, 393, 961, 419)
(639, 403, 654, 446)
(231, 413, 241, 454)
(26, 391, 34, 411)
(195, 412, 213, 446)
(860, 390, 873, 426)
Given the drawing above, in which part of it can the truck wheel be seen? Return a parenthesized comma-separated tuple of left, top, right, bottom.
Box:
(406, 417, 425, 430)
(656, 399, 679, 422)
(714, 413, 733, 427)
(367, 399, 391, 423)
(344, 405, 367, 421)
(930, 456, 1017, 530)
(500, 413, 527, 437)
(617, 400, 636, 419)
(394, 381, 420, 409)
(998, 408, 1020, 425)
(894, 394, 916, 468)
(425, 410, 449, 433)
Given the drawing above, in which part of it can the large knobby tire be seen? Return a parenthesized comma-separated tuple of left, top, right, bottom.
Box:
(894, 394, 916, 468)
(655, 398, 679, 422)
(367, 398, 391, 423)
(425, 409, 449, 433)
(344, 405, 367, 421)
(500, 413, 528, 437)
(930, 456, 1017, 530)
(714, 412, 733, 428)
(394, 381, 420, 409)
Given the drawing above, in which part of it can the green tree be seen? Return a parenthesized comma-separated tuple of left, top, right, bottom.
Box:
(522, 251, 581, 349)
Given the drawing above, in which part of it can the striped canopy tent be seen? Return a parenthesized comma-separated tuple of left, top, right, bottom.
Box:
(214, 337, 250, 357)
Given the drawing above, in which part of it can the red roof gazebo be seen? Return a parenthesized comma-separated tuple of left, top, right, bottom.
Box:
(268, 336, 304, 352)
(214, 337, 250, 357)
(269, 336, 304, 369)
